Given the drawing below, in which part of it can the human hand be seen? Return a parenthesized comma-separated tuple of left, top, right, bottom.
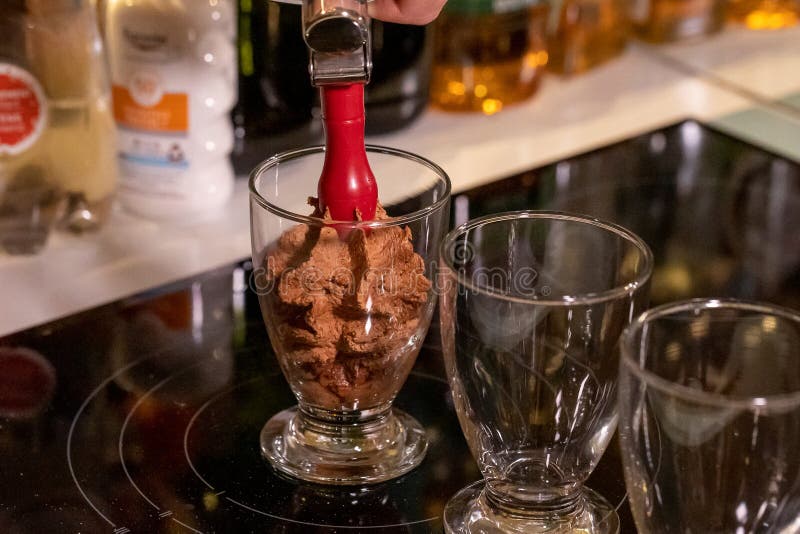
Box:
(368, 0, 447, 24)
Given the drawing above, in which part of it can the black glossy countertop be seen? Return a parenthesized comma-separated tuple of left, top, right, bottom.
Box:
(1, 121, 798, 533)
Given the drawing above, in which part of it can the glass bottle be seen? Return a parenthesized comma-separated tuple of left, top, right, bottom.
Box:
(0, 2, 54, 254)
(365, 20, 434, 134)
(25, 0, 117, 233)
(1, 0, 116, 255)
(231, 2, 434, 173)
(547, 0, 629, 75)
(104, 0, 236, 220)
(430, 0, 549, 114)
(728, 0, 799, 29)
(232, 0, 319, 175)
(629, 0, 727, 41)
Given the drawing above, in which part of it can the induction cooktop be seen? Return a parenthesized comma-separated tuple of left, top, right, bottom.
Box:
(1, 121, 798, 534)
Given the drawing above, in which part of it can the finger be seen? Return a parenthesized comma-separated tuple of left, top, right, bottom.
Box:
(367, 0, 447, 24)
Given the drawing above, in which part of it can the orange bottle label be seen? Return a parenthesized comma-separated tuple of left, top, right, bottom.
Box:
(112, 75, 188, 133)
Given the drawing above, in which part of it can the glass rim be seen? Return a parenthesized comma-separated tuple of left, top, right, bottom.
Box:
(620, 298, 800, 411)
(439, 210, 654, 306)
(248, 145, 452, 228)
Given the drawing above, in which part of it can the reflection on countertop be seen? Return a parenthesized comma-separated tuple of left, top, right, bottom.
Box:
(0, 121, 798, 533)
(456, 120, 800, 309)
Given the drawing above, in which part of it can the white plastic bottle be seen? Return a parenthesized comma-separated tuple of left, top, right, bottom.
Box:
(104, 0, 236, 219)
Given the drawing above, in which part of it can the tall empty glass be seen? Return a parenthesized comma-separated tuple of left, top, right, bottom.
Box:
(619, 300, 800, 533)
(439, 211, 653, 533)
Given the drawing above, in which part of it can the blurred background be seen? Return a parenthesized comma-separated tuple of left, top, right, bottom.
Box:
(0, 3, 798, 532)
(0, 0, 798, 334)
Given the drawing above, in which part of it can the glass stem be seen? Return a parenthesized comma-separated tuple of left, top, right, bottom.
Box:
(294, 402, 402, 457)
(484, 484, 585, 519)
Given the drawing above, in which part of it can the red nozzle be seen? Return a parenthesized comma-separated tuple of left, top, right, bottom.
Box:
(318, 84, 378, 223)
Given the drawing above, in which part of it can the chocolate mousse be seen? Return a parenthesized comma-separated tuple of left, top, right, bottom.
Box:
(264, 200, 432, 409)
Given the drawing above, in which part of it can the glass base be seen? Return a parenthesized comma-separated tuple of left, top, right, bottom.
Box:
(260, 405, 427, 485)
(444, 480, 619, 534)
(61, 192, 113, 234)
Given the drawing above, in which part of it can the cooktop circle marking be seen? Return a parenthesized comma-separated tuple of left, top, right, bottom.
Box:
(183, 373, 441, 529)
(171, 517, 206, 533)
(119, 360, 206, 511)
(224, 495, 440, 530)
(183, 376, 262, 491)
(67, 356, 148, 529)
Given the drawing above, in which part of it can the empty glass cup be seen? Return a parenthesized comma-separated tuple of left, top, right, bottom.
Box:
(250, 145, 451, 485)
(618, 299, 800, 533)
(439, 211, 653, 533)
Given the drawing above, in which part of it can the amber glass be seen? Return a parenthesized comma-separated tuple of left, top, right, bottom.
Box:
(430, 5, 549, 115)
(630, 0, 726, 41)
(728, 0, 799, 29)
(548, 0, 629, 75)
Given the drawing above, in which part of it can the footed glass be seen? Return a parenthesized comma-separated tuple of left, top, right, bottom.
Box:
(249, 146, 450, 484)
(439, 211, 653, 533)
(619, 299, 800, 533)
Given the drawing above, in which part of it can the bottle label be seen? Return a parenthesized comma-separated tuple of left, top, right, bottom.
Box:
(629, 0, 651, 23)
(108, 11, 235, 203)
(0, 64, 47, 156)
(112, 70, 191, 193)
(112, 71, 188, 134)
(445, 0, 539, 14)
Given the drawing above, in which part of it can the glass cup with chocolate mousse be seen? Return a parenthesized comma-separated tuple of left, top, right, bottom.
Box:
(250, 145, 451, 485)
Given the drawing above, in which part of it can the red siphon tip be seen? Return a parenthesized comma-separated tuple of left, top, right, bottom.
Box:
(318, 83, 378, 226)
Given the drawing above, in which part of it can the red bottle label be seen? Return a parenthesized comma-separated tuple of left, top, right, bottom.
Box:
(0, 63, 47, 156)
